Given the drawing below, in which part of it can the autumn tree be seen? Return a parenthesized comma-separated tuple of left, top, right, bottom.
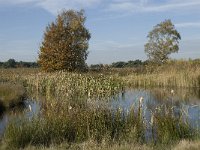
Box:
(38, 10, 91, 72)
(144, 19, 181, 63)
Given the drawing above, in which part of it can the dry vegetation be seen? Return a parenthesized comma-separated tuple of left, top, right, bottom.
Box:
(122, 60, 200, 88)
(0, 60, 200, 149)
(0, 82, 25, 111)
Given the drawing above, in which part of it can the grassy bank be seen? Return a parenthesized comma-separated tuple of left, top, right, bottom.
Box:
(0, 82, 25, 112)
(1, 139, 200, 150)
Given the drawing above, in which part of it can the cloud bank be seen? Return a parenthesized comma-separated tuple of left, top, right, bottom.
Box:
(175, 22, 200, 28)
(107, 0, 200, 13)
(0, 0, 101, 15)
(1, 0, 200, 15)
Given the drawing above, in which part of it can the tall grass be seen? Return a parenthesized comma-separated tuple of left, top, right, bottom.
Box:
(151, 105, 196, 144)
(0, 60, 200, 89)
(0, 68, 39, 83)
(123, 60, 200, 88)
(3, 100, 144, 149)
(3, 95, 198, 149)
(23, 71, 123, 101)
(0, 60, 200, 149)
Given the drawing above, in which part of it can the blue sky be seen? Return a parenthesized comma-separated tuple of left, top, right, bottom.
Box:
(0, 0, 200, 64)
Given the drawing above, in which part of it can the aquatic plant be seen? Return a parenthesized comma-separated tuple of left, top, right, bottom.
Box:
(4, 95, 198, 149)
(3, 100, 144, 148)
(151, 105, 196, 144)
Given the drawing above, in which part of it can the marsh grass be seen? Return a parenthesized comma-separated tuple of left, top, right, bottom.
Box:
(122, 60, 200, 88)
(3, 101, 144, 149)
(172, 140, 200, 150)
(151, 107, 196, 144)
(0, 62, 200, 149)
(0, 68, 39, 83)
(3, 95, 199, 149)
(24, 71, 123, 101)
(0, 82, 25, 110)
(1, 140, 200, 150)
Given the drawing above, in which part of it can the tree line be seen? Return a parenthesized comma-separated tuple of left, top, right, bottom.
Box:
(0, 59, 38, 68)
(0, 58, 145, 69)
(1, 58, 200, 69)
(90, 59, 147, 70)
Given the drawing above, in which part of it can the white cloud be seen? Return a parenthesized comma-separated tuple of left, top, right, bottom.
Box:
(1, 0, 200, 15)
(107, 0, 148, 12)
(0, 0, 101, 15)
(175, 22, 200, 28)
(107, 0, 200, 13)
(37, 0, 101, 15)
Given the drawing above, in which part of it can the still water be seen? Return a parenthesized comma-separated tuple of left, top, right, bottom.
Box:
(0, 88, 200, 138)
(112, 88, 200, 126)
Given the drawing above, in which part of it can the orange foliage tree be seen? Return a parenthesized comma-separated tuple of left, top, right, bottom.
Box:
(38, 10, 91, 72)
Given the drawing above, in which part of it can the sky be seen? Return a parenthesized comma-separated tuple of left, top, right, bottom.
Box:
(0, 0, 200, 64)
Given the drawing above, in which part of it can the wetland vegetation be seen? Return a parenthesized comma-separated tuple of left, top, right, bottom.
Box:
(0, 59, 200, 150)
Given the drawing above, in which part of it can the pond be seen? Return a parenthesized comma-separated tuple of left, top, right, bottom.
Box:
(0, 88, 200, 139)
(109, 88, 200, 141)
(110, 88, 200, 127)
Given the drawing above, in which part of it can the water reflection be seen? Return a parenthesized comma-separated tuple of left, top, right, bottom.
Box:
(0, 88, 199, 140)
(109, 88, 200, 128)
(109, 88, 200, 141)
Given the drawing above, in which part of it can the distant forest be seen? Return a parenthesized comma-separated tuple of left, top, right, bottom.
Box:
(0, 59, 38, 68)
(90, 59, 148, 70)
(1, 58, 200, 69)
(0, 59, 146, 69)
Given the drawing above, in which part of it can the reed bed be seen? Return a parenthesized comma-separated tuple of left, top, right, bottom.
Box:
(23, 71, 123, 101)
(150, 105, 196, 144)
(3, 99, 144, 149)
(122, 63, 200, 88)
(3, 96, 198, 149)
(0, 68, 39, 83)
